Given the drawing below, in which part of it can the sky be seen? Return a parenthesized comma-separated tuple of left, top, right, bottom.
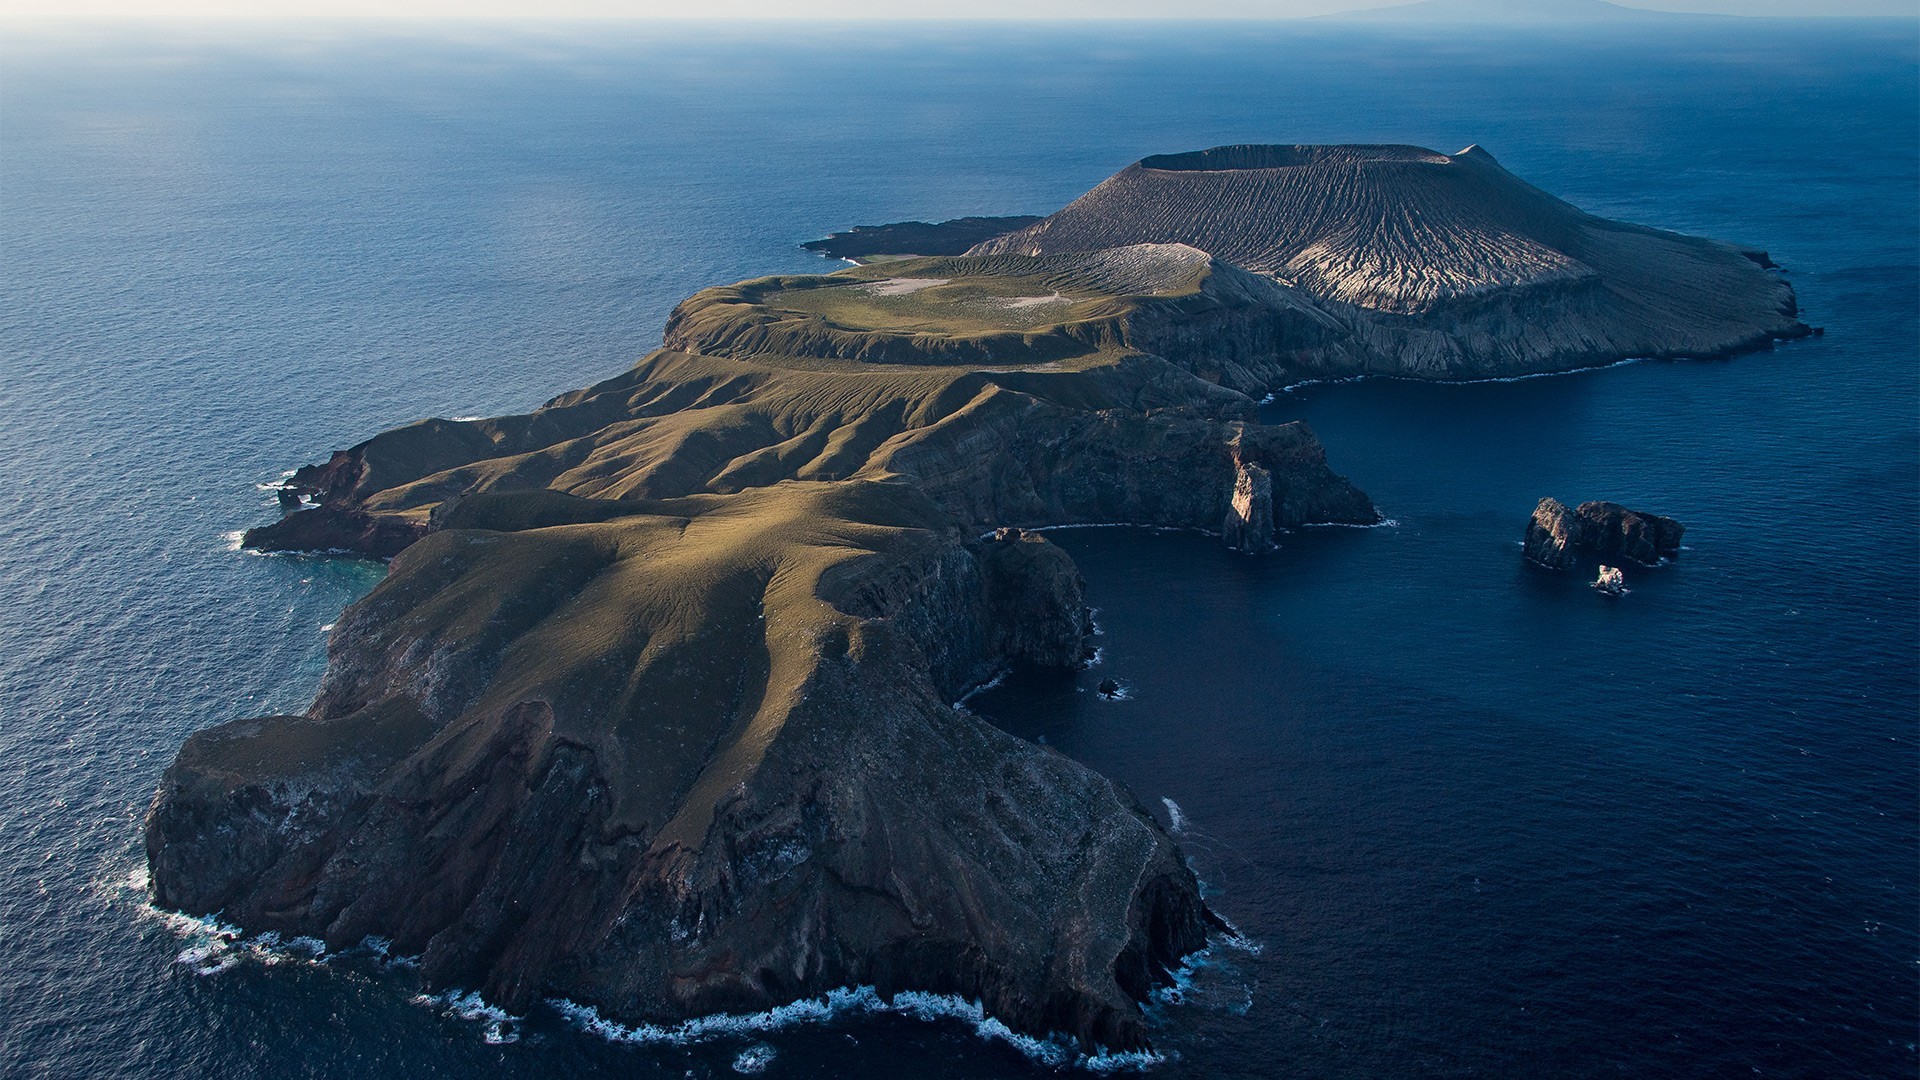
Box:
(0, 0, 1909, 18)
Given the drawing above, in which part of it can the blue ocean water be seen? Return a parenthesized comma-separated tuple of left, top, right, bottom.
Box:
(0, 18, 1913, 1079)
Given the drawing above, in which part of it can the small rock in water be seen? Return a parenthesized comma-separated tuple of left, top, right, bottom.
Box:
(733, 1042, 777, 1074)
(1593, 565, 1628, 596)
(1097, 678, 1122, 698)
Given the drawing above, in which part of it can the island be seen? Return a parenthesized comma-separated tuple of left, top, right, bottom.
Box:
(146, 144, 1802, 1054)
(801, 215, 1045, 261)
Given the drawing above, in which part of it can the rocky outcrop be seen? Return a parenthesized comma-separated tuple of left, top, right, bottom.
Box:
(1524, 497, 1685, 570)
(1222, 461, 1274, 554)
(242, 506, 426, 559)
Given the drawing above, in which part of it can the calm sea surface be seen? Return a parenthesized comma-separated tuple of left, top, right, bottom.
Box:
(1, 18, 1913, 1079)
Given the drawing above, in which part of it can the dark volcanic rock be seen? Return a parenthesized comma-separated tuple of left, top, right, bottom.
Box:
(802, 215, 1043, 260)
(1524, 497, 1685, 569)
(1575, 501, 1686, 567)
(1523, 497, 1582, 570)
(151, 483, 1210, 1052)
(242, 506, 425, 559)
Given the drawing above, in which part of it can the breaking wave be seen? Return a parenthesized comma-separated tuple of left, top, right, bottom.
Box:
(549, 986, 1166, 1073)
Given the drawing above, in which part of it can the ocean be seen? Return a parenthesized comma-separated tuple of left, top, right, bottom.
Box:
(0, 17, 1913, 1079)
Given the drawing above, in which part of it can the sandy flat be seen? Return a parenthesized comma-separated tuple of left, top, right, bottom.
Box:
(860, 277, 949, 296)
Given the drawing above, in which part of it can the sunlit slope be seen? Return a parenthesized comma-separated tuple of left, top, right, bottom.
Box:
(247, 340, 1372, 556)
(156, 480, 1208, 1047)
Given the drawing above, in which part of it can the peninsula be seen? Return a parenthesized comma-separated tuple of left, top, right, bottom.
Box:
(147, 145, 1803, 1053)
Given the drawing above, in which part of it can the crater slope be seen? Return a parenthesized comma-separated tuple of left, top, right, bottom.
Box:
(967, 143, 1807, 377)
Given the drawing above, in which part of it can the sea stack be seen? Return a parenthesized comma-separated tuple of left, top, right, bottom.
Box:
(1223, 460, 1276, 553)
(1525, 497, 1685, 569)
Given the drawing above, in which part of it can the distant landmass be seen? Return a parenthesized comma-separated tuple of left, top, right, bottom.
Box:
(147, 144, 1805, 1058)
(802, 215, 1043, 260)
(1325, 0, 1702, 22)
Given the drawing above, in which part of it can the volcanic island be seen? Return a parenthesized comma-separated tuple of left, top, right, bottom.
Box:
(146, 145, 1805, 1054)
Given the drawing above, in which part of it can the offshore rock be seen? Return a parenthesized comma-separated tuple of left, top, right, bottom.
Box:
(1574, 501, 1686, 567)
(1525, 497, 1685, 570)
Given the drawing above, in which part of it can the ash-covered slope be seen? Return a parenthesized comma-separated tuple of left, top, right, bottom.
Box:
(969, 144, 1807, 377)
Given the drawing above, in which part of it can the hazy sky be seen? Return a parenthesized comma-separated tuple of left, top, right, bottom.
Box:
(0, 0, 1909, 18)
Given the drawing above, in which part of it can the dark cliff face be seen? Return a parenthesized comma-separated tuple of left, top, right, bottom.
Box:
(1524, 497, 1685, 570)
(148, 483, 1211, 1051)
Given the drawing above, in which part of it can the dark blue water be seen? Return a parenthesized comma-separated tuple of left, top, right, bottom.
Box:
(1, 19, 1913, 1080)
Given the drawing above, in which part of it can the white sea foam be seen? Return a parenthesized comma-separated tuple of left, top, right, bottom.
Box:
(1161, 797, 1190, 836)
(1085, 646, 1105, 668)
(732, 1042, 778, 1073)
(153, 909, 245, 976)
(953, 668, 1009, 710)
(353, 935, 421, 970)
(1302, 517, 1400, 529)
(1211, 916, 1265, 956)
(415, 989, 522, 1044)
(549, 986, 1165, 1072)
(1274, 357, 1646, 397)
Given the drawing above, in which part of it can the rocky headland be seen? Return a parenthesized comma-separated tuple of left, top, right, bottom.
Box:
(802, 215, 1044, 261)
(151, 144, 1792, 1053)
